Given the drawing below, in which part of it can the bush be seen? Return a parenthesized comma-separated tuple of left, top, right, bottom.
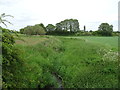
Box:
(98, 23, 113, 36)
(75, 31, 92, 36)
(20, 24, 46, 35)
(2, 28, 23, 88)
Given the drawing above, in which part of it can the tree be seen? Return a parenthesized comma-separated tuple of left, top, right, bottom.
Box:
(34, 24, 46, 35)
(84, 25, 86, 32)
(20, 28, 24, 34)
(39, 23, 47, 32)
(56, 19, 80, 33)
(46, 24, 55, 32)
(20, 24, 46, 35)
(23, 25, 34, 35)
(46, 24, 56, 35)
(0, 13, 14, 27)
(98, 23, 113, 36)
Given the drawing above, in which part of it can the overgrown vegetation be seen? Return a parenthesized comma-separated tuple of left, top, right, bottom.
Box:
(52, 37, 118, 88)
(1, 31, 118, 88)
(14, 36, 64, 88)
(12, 35, 118, 88)
(1, 13, 118, 88)
(2, 28, 24, 88)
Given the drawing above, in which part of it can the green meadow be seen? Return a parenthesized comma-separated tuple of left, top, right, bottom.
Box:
(14, 35, 118, 88)
(63, 36, 118, 51)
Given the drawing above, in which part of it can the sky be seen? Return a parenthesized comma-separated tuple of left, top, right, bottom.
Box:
(0, 0, 119, 31)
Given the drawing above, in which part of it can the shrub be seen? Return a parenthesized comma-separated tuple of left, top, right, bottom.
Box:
(2, 28, 23, 88)
(20, 24, 46, 35)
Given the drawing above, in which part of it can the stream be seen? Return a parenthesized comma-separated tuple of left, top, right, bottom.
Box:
(52, 72, 64, 89)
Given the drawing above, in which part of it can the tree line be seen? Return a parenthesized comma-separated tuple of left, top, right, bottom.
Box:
(20, 19, 80, 35)
(19, 19, 118, 36)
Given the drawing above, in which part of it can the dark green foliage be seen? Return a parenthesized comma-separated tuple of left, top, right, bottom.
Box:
(56, 19, 80, 33)
(39, 23, 47, 32)
(46, 24, 56, 35)
(20, 28, 24, 34)
(2, 28, 23, 88)
(84, 25, 86, 32)
(76, 22, 114, 36)
(92, 31, 99, 36)
(98, 23, 113, 36)
(76, 31, 92, 36)
(112, 31, 120, 36)
(2, 28, 15, 44)
(46, 19, 80, 35)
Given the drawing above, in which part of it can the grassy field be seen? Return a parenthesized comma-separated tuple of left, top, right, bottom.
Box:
(15, 35, 118, 88)
(62, 36, 118, 51)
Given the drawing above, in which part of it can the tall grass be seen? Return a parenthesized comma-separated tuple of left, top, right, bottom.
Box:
(15, 35, 118, 88)
(15, 36, 64, 88)
(52, 38, 118, 88)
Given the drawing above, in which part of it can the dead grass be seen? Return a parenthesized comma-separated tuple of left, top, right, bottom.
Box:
(15, 36, 48, 46)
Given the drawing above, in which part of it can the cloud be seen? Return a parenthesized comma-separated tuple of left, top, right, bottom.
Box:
(0, 0, 119, 31)
(0, 0, 21, 7)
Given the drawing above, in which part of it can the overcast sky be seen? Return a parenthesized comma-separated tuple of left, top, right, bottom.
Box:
(0, 0, 119, 31)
